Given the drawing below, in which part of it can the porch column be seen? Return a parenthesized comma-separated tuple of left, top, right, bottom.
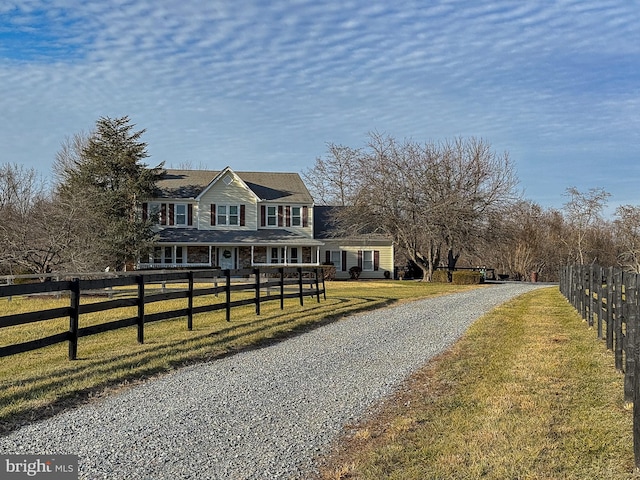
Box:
(251, 245, 255, 266)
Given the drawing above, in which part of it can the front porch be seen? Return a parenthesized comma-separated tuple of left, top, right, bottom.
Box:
(138, 244, 322, 270)
(138, 228, 324, 270)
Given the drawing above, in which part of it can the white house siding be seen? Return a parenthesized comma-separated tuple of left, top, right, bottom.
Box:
(320, 241, 394, 280)
(257, 203, 314, 238)
(197, 176, 258, 231)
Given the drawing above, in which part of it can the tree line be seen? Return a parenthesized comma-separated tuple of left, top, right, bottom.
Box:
(1, 118, 636, 281)
(302, 133, 634, 282)
(0, 116, 163, 275)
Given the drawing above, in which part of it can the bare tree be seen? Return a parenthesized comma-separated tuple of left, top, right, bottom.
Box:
(562, 187, 610, 264)
(0, 163, 77, 275)
(426, 137, 519, 271)
(483, 201, 567, 281)
(315, 134, 519, 281)
(301, 143, 361, 206)
(614, 204, 640, 272)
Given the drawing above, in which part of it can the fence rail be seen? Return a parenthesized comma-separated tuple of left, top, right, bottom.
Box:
(559, 264, 640, 467)
(0, 266, 326, 361)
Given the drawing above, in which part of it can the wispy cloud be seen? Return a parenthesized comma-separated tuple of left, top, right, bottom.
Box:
(0, 0, 639, 208)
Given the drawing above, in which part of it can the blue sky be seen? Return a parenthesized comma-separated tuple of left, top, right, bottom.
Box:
(1, 1, 639, 213)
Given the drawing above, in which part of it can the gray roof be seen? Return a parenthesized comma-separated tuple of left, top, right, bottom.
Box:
(156, 228, 324, 246)
(313, 205, 393, 244)
(156, 169, 313, 203)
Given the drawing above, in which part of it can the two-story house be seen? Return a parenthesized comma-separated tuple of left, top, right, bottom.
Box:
(139, 167, 323, 270)
(138, 166, 394, 278)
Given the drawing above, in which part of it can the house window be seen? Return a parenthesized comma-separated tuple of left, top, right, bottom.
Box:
(290, 247, 299, 263)
(359, 250, 379, 271)
(267, 206, 277, 226)
(164, 247, 173, 264)
(217, 205, 240, 226)
(175, 204, 187, 226)
(176, 246, 184, 264)
(291, 206, 301, 226)
(363, 250, 374, 271)
(330, 251, 342, 270)
(153, 247, 162, 263)
(148, 203, 161, 224)
(271, 247, 280, 263)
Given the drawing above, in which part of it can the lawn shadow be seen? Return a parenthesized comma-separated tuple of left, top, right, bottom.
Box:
(0, 295, 396, 436)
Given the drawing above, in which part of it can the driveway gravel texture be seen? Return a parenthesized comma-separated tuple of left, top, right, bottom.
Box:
(0, 283, 547, 479)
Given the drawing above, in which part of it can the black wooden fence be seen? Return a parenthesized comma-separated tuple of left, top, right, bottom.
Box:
(559, 264, 640, 467)
(0, 266, 326, 361)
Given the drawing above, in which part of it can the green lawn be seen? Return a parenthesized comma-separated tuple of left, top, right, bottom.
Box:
(318, 287, 640, 480)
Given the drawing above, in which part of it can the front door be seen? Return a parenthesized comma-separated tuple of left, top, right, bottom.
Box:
(219, 247, 235, 270)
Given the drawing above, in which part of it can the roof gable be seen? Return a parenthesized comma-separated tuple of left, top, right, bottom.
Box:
(196, 167, 259, 201)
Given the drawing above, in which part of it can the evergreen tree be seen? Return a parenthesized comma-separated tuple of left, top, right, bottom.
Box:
(57, 116, 164, 270)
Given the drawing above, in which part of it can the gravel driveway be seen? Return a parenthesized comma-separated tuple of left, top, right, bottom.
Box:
(0, 283, 547, 479)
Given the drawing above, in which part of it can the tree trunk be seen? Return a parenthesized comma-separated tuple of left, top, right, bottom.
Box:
(447, 248, 460, 271)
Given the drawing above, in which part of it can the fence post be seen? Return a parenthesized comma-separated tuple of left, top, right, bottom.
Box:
(279, 267, 285, 310)
(615, 269, 624, 372)
(634, 320, 640, 468)
(596, 265, 604, 339)
(225, 269, 231, 322)
(254, 268, 261, 315)
(607, 267, 614, 350)
(137, 275, 145, 344)
(588, 264, 595, 327)
(187, 271, 194, 331)
(581, 265, 588, 320)
(298, 267, 304, 306)
(571, 265, 580, 313)
(321, 267, 327, 300)
(315, 268, 321, 303)
(68, 278, 80, 360)
(625, 274, 638, 402)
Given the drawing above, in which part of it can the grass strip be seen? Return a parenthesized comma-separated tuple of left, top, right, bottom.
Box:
(318, 287, 640, 480)
(0, 280, 477, 435)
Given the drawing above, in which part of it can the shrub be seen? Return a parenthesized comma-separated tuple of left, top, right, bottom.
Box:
(349, 266, 362, 280)
(431, 270, 450, 283)
(322, 262, 336, 280)
(452, 270, 482, 285)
